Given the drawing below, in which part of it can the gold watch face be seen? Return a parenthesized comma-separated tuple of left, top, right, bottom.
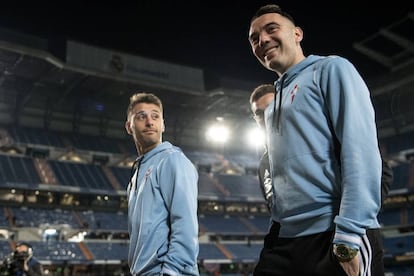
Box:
(333, 244, 358, 262)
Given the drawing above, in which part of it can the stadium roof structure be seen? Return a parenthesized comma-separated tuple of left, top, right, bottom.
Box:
(0, 12, 413, 152)
(0, 27, 260, 151)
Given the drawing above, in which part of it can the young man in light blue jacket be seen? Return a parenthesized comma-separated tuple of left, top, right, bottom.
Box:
(125, 92, 199, 276)
(248, 4, 383, 276)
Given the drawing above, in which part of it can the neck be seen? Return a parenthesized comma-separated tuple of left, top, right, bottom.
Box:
(137, 141, 161, 155)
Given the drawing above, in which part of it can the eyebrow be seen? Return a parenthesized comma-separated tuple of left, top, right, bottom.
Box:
(249, 21, 282, 39)
(134, 109, 160, 114)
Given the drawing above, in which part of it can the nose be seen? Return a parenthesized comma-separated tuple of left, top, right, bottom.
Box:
(258, 31, 270, 48)
(145, 117, 153, 126)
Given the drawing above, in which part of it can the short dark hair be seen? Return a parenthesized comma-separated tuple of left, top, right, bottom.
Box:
(250, 84, 275, 105)
(126, 92, 163, 119)
(16, 241, 32, 249)
(15, 241, 33, 255)
(250, 4, 296, 25)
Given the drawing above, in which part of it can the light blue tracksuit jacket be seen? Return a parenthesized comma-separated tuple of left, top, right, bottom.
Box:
(127, 141, 199, 276)
(265, 55, 382, 250)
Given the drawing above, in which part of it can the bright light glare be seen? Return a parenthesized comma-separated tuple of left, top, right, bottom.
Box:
(206, 124, 230, 144)
(247, 126, 265, 148)
(44, 228, 57, 235)
(68, 231, 87, 242)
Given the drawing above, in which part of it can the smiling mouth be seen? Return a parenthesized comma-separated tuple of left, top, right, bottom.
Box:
(264, 46, 278, 59)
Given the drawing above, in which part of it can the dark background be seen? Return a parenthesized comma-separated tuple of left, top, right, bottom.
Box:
(1, 1, 413, 83)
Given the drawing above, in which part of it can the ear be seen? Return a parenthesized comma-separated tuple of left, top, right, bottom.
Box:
(294, 26, 304, 43)
(125, 120, 133, 135)
(162, 120, 165, 133)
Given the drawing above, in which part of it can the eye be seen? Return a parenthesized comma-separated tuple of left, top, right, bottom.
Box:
(150, 113, 160, 120)
(249, 34, 259, 46)
(133, 112, 146, 121)
(266, 23, 279, 34)
(137, 113, 146, 120)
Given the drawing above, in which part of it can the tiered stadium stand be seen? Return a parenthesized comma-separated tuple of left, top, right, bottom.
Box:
(215, 174, 263, 200)
(199, 215, 258, 235)
(383, 234, 414, 258)
(108, 165, 130, 189)
(185, 149, 222, 172)
(0, 154, 41, 188)
(85, 241, 129, 262)
(2, 125, 414, 275)
(225, 244, 263, 262)
(245, 216, 272, 233)
(198, 172, 227, 199)
(379, 207, 404, 228)
(392, 163, 412, 190)
(0, 240, 12, 261)
(7, 126, 66, 148)
(224, 152, 260, 171)
(49, 160, 114, 191)
(79, 210, 127, 232)
(382, 131, 414, 155)
(8, 207, 80, 228)
(0, 209, 9, 228)
(30, 240, 87, 264)
(198, 243, 229, 260)
(67, 134, 125, 154)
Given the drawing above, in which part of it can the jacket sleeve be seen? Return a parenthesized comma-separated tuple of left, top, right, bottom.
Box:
(158, 152, 199, 275)
(320, 56, 382, 249)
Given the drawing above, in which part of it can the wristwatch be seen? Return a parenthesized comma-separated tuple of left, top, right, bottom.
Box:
(333, 244, 359, 262)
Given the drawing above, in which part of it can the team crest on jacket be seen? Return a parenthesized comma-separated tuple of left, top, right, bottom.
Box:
(145, 166, 152, 178)
(137, 166, 153, 194)
(290, 84, 299, 103)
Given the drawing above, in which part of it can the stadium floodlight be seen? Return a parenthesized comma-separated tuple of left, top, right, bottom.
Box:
(44, 228, 57, 235)
(42, 228, 59, 242)
(205, 123, 230, 144)
(246, 126, 265, 149)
